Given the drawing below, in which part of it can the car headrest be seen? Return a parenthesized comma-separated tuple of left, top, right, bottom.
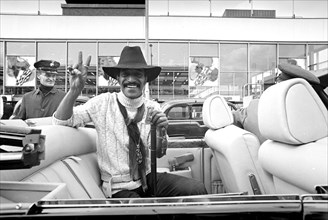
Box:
(203, 95, 234, 130)
(258, 78, 328, 145)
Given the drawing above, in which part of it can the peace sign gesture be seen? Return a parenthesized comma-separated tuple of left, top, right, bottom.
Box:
(68, 51, 92, 93)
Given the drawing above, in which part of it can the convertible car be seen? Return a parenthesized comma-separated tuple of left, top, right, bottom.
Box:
(0, 66, 327, 219)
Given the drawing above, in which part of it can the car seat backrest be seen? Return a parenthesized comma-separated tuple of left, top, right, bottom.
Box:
(0, 125, 105, 199)
(203, 95, 275, 195)
(258, 78, 327, 145)
(0, 125, 97, 181)
(242, 99, 267, 144)
(258, 78, 328, 194)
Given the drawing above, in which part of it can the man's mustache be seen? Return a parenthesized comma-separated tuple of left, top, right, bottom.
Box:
(123, 81, 140, 87)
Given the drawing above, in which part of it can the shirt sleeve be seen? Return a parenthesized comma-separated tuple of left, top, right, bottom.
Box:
(232, 107, 247, 129)
(13, 97, 26, 120)
(52, 97, 97, 128)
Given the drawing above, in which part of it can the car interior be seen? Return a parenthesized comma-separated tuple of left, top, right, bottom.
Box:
(202, 94, 275, 195)
(257, 78, 327, 194)
(0, 65, 327, 215)
(203, 76, 327, 195)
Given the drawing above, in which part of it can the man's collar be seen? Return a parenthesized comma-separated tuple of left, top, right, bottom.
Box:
(35, 86, 57, 94)
(117, 92, 144, 108)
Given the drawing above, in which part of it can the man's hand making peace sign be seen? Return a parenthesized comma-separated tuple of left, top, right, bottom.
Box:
(55, 52, 91, 120)
(67, 51, 92, 93)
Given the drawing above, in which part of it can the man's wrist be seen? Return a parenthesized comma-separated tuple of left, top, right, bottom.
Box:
(68, 89, 81, 100)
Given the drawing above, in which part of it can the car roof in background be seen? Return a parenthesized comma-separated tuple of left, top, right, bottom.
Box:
(76, 96, 90, 102)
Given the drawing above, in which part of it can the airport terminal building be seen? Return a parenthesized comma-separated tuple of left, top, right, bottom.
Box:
(0, 1, 327, 103)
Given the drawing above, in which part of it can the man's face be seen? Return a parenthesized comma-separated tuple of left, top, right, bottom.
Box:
(38, 70, 57, 87)
(118, 69, 147, 99)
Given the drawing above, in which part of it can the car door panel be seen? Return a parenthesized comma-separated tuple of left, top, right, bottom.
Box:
(157, 138, 222, 194)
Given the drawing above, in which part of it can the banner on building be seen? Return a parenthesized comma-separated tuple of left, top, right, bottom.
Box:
(189, 56, 219, 97)
(6, 56, 36, 87)
(98, 56, 120, 87)
(189, 56, 219, 86)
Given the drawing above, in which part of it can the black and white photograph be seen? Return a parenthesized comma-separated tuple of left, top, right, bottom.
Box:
(0, 1, 327, 219)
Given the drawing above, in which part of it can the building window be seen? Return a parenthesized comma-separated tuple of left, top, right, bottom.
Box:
(148, 42, 161, 100)
(308, 44, 328, 94)
(279, 44, 306, 68)
(1, 40, 326, 104)
(308, 44, 328, 71)
(190, 43, 218, 57)
(0, 42, 4, 95)
(98, 42, 127, 94)
(4, 42, 36, 98)
(158, 43, 189, 100)
(37, 42, 66, 92)
(250, 44, 277, 93)
(220, 43, 247, 101)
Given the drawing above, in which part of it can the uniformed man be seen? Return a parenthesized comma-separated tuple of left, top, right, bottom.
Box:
(13, 60, 66, 120)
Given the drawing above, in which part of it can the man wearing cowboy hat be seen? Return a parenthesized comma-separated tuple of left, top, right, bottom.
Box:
(53, 46, 208, 198)
(14, 60, 65, 120)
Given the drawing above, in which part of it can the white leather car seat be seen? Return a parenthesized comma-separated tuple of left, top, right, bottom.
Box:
(258, 78, 328, 194)
(203, 95, 275, 195)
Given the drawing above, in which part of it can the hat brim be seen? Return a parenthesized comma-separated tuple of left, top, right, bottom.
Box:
(278, 63, 320, 85)
(103, 65, 161, 82)
(38, 67, 59, 73)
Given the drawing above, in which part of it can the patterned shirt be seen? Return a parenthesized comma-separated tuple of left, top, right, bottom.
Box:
(52, 92, 161, 195)
(14, 87, 65, 120)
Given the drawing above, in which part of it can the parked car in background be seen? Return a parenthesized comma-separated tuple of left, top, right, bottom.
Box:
(75, 96, 90, 106)
(161, 98, 237, 139)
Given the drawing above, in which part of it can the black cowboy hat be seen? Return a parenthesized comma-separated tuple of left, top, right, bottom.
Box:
(103, 46, 161, 82)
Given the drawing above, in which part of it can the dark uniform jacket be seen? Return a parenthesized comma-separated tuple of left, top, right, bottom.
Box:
(14, 87, 65, 120)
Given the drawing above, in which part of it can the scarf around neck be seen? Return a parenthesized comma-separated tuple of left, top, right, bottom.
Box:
(116, 92, 148, 191)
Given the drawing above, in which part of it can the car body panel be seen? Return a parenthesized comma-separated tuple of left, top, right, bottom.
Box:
(0, 123, 327, 219)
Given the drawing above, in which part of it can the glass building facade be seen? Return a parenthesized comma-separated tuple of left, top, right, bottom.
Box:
(1, 40, 327, 102)
(0, 0, 327, 103)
